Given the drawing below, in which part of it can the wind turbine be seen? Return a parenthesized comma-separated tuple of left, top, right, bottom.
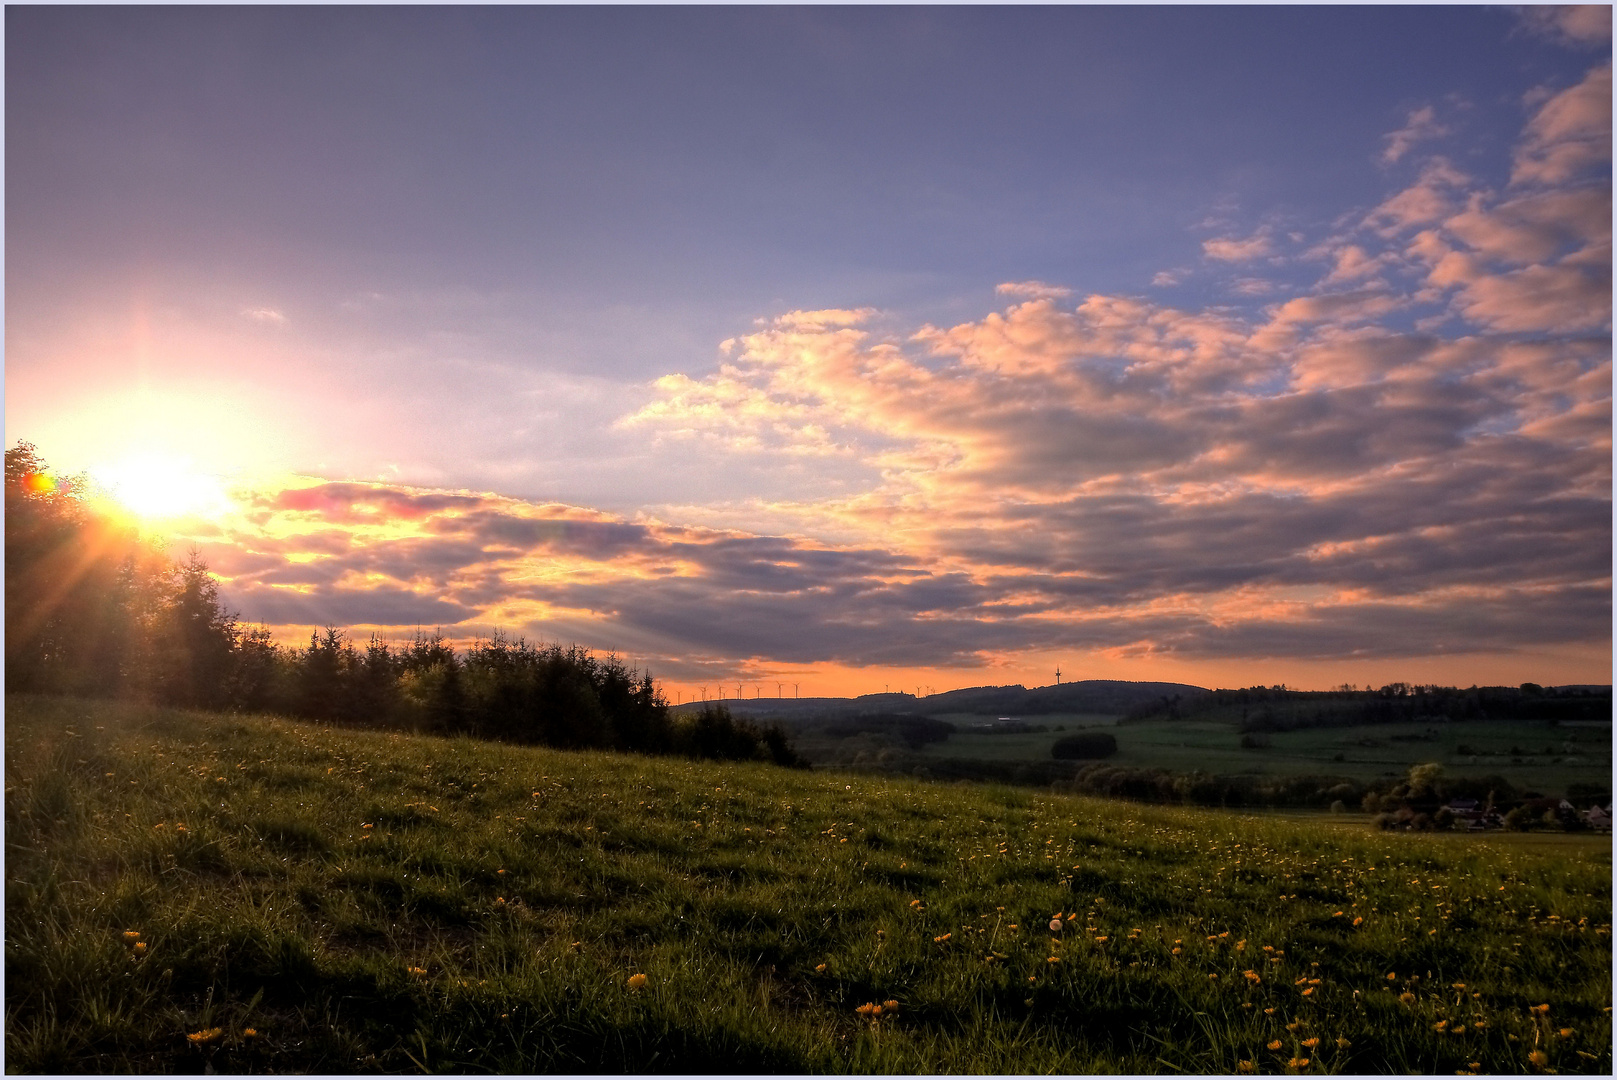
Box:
(1055, 666, 1062, 686)
(793, 683, 799, 699)
(699, 685, 707, 702)
(777, 682, 783, 698)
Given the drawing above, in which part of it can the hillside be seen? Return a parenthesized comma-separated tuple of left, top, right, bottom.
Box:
(6, 694, 1611, 1074)
(677, 679, 1210, 723)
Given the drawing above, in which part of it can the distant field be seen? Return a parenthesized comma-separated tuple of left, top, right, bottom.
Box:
(1112, 719, 1612, 792)
(802, 709, 1609, 796)
(7, 694, 1611, 1074)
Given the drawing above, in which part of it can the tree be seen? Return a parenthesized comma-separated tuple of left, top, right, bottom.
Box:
(154, 550, 240, 708)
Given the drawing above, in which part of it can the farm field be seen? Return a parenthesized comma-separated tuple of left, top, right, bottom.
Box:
(6, 694, 1611, 1074)
(1109, 719, 1613, 792)
(802, 708, 1610, 798)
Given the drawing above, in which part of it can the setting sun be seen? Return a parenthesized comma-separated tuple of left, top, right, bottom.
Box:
(90, 454, 233, 524)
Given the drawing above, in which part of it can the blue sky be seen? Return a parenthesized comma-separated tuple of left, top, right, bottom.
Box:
(6, 6, 1611, 694)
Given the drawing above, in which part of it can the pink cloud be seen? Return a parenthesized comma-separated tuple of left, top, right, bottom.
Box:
(1512, 63, 1612, 186)
(1202, 231, 1273, 261)
(1381, 105, 1450, 165)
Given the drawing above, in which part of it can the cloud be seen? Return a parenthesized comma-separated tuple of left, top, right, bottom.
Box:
(1381, 105, 1450, 165)
(1202, 230, 1274, 261)
(1517, 5, 1612, 47)
(242, 307, 287, 325)
(1512, 62, 1612, 186)
(1151, 270, 1183, 287)
(1365, 159, 1470, 235)
(996, 280, 1073, 300)
(190, 66, 1608, 682)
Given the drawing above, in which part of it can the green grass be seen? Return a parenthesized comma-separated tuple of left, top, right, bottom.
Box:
(6, 694, 1611, 1073)
(1111, 719, 1613, 791)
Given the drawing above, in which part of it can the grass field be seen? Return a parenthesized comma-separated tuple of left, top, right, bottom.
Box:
(804, 709, 1610, 796)
(6, 694, 1611, 1073)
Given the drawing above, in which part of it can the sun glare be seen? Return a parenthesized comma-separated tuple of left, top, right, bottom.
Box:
(90, 455, 233, 524)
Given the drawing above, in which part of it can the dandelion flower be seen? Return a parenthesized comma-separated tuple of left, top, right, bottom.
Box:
(1532, 1003, 1550, 1015)
(815, 963, 826, 972)
(122, 931, 141, 941)
(883, 999, 899, 1012)
(627, 973, 648, 990)
(1451, 983, 1465, 990)
(1268, 1039, 1283, 1051)
(242, 1028, 258, 1038)
(1352, 917, 1363, 926)
(1400, 993, 1416, 1005)
(1387, 972, 1397, 980)
(187, 1028, 224, 1045)
(1238, 1061, 1256, 1073)
(1435, 1020, 1448, 1031)
(1301, 988, 1313, 996)
(408, 966, 427, 977)
(133, 942, 147, 955)
(1288, 1057, 1310, 1069)
(1048, 956, 1061, 964)
(1528, 1050, 1549, 1067)
(1558, 1027, 1573, 1038)
(1336, 1038, 1351, 1049)
(1302, 1038, 1319, 1048)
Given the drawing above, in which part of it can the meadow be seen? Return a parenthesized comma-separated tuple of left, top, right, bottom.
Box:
(6, 694, 1611, 1074)
(800, 709, 1611, 799)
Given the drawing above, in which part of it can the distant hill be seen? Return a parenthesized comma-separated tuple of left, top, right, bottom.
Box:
(671, 679, 1209, 722)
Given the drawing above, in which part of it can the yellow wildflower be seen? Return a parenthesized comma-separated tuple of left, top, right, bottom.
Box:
(1336, 1037, 1351, 1049)
(627, 973, 648, 990)
(187, 1028, 224, 1045)
(1528, 1050, 1549, 1067)
(815, 963, 826, 972)
(1288, 1057, 1310, 1069)
(122, 930, 141, 941)
(1268, 1040, 1283, 1051)
(1301, 1038, 1319, 1048)
(1400, 992, 1416, 1005)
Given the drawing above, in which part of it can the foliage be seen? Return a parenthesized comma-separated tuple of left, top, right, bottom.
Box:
(6, 695, 1610, 1074)
(1051, 732, 1119, 760)
(1124, 683, 1612, 729)
(822, 713, 956, 750)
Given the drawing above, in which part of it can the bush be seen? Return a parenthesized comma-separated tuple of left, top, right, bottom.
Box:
(1240, 732, 1271, 749)
(1051, 732, 1118, 760)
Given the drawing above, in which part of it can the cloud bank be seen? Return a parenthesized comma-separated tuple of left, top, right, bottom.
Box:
(190, 61, 1609, 688)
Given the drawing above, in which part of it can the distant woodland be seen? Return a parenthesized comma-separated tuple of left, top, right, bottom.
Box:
(4, 444, 802, 767)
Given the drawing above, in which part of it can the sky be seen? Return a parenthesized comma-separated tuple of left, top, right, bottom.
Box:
(5, 5, 1611, 698)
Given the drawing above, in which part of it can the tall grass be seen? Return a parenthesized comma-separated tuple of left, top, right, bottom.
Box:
(6, 694, 1610, 1073)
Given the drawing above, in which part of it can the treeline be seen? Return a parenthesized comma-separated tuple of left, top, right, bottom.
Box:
(4, 443, 803, 768)
(1122, 682, 1611, 729)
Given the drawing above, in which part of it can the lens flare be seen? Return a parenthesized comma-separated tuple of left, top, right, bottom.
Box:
(90, 454, 233, 523)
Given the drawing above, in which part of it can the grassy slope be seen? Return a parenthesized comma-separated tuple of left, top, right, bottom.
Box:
(6, 695, 1611, 1074)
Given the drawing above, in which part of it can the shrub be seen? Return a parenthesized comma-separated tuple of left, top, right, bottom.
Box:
(1051, 732, 1118, 760)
